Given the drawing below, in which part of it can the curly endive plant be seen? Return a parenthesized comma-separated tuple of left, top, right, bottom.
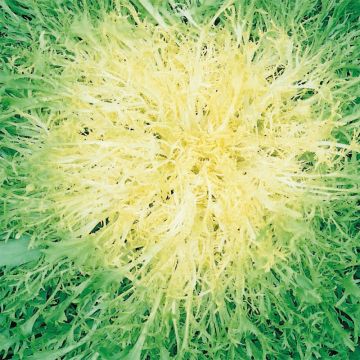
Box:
(0, 0, 359, 359)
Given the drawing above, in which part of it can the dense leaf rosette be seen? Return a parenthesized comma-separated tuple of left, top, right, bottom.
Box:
(0, 1, 359, 359)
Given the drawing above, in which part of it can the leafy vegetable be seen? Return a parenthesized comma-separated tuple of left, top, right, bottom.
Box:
(0, 0, 359, 359)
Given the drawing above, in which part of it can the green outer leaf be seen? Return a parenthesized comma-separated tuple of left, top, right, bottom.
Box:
(0, 237, 41, 267)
